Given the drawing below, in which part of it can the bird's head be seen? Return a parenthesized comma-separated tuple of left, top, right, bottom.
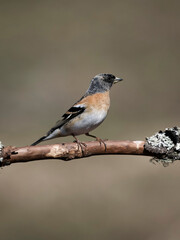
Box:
(95, 73, 123, 85)
(87, 73, 123, 94)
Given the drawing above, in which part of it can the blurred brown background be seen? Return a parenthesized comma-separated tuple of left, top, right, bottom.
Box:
(0, 0, 180, 239)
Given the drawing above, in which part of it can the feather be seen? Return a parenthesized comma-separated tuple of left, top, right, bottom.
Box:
(47, 105, 85, 135)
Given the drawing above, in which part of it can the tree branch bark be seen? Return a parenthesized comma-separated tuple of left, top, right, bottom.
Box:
(1, 140, 147, 166)
(1, 126, 180, 167)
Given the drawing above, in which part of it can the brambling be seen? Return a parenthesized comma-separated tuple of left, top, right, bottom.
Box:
(31, 73, 123, 149)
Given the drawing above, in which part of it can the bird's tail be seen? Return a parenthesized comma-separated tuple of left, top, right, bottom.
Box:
(31, 136, 47, 146)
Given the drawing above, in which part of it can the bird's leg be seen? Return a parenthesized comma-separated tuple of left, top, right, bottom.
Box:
(85, 133, 107, 151)
(72, 134, 87, 152)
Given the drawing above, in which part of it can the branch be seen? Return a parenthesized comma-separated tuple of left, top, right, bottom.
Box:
(1, 126, 180, 167)
(1, 140, 146, 164)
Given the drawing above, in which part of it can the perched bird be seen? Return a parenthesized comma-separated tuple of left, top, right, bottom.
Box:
(31, 73, 123, 148)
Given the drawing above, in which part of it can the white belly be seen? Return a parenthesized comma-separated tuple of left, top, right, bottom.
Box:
(60, 108, 108, 136)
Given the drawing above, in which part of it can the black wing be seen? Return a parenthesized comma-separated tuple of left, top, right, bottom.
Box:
(31, 104, 85, 146)
(47, 105, 85, 135)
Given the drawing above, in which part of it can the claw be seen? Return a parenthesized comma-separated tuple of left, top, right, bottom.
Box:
(72, 135, 87, 153)
(96, 137, 107, 151)
(85, 133, 107, 151)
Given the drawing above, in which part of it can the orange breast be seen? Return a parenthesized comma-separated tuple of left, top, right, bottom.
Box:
(79, 92, 110, 111)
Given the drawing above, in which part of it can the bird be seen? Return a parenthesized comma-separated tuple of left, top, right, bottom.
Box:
(31, 73, 123, 149)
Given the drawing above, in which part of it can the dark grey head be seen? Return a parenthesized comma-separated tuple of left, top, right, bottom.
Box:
(86, 73, 123, 95)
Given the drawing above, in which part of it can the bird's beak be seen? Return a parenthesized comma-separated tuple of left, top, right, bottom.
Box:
(114, 77, 123, 84)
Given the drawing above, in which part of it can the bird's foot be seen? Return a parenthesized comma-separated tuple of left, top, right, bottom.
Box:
(72, 135, 87, 153)
(85, 133, 107, 151)
(73, 140, 87, 153)
(95, 137, 107, 151)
